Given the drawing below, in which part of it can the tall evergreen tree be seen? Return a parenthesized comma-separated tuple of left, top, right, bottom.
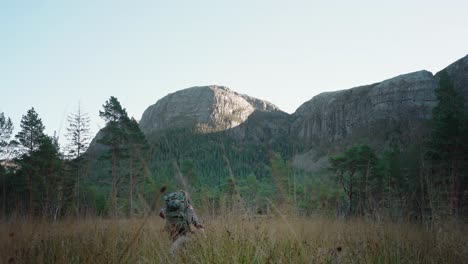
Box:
(15, 107, 46, 154)
(64, 104, 92, 216)
(98, 96, 130, 217)
(66, 104, 91, 159)
(13, 108, 50, 216)
(124, 117, 149, 216)
(17, 135, 63, 218)
(427, 70, 468, 215)
(99, 96, 128, 123)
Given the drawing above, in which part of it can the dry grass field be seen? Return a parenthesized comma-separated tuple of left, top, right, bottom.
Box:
(1, 213, 467, 263)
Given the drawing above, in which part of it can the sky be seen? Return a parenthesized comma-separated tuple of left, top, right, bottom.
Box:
(1, 0, 467, 146)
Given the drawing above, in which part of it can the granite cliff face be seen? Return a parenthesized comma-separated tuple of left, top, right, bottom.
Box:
(87, 55, 467, 172)
(291, 70, 438, 150)
(437, 54, 468, 112)
(139, 85, 281, 136)
(290, 55, 468, 170)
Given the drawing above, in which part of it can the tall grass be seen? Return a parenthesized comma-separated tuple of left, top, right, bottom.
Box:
(1, 214, 467, 263)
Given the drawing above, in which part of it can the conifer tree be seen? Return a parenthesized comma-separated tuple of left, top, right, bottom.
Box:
(65, 104, 91, 216)
(31, 135, 63, 218)
(98, 96, 130, 217)
(427, 70, 468, 215)
(15, 107, 45, 154)
(124, 117, 149, 216)
(99, 96, 128, 123)
(66, 104, 91, 159)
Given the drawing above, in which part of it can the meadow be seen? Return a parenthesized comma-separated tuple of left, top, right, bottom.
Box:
(2, 212, 467, 264)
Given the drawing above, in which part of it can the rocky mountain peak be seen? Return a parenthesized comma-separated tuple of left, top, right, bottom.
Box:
(139, 85, 281, 135)
(88, 54, 467, 173)
(290, 70, 440, 171)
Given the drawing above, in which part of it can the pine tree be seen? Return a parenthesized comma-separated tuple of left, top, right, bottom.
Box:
(15, 107, 46, 154)
(98, 96, 130, 217)
(65, 104, 91, 216)
(35, 135, 63, 218)
(124, 117, 149, 216)
(66, 104, 91, 159)
(427, 70, 468, 215)
(99, 96, 128, 123)
(13, 108, 49, 215)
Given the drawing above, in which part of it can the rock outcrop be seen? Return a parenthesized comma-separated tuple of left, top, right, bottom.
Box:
(291, 70, 438, 149)
(139, 85, 281, 136)
(437, 54, 468, 112)
(86, 54, 468, 172)
(290, 53, 468, 171)
(228, 110, 291, 145)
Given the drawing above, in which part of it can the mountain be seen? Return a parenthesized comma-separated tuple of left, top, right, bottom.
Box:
(436, 54, 468, 112)
(139, 85, 282, 136)
(290, 70, 438, 170)
(88, 54, 468, 173)
(290, 55, 468, 170)
(78, 54, 468, 218)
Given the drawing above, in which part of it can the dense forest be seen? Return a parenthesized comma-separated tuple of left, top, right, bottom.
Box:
(0, 70, 467, 225)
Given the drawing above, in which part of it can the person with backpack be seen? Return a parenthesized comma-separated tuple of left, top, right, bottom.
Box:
(159, 190, 205, 254)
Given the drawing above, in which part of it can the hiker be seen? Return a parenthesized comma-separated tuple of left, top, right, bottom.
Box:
(159, 190, 204, 254)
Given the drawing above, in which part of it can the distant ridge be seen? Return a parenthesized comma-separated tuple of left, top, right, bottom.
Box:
(87, 54, 468, 171)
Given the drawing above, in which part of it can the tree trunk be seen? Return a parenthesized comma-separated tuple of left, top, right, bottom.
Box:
(420, 156, 426, 221)
(293, 171, 297, 207)
(28, 175, 33, 217)
(349, 178, 353, 216)
(111, 148, 118, 218)
(76, 160, 81, 217)
(451, 159, 460, 217)
(2, 171, 6, 218)
(129, 158, 133, 217)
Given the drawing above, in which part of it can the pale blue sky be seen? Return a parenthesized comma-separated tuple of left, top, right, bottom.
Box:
(1, 0, 467, 146)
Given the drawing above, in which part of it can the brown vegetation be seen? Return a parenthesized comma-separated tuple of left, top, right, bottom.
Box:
(1, 214, 467, 263)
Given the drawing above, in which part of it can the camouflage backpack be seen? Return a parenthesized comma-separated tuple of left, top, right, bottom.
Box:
(163, 191, 190, 230)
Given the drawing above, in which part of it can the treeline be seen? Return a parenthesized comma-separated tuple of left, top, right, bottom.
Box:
(1, 107, 66, 219)
(329, 70, 468, 221)
(0, 97, 151, 219)
(0, 70, 467, 221)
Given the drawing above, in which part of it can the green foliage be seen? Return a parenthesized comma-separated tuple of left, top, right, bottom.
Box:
(270, 153, 290, 203)
(426, 70, 468, 216)
(428, 70, 467, 163)
(13, 135, 63, 217)
(326, 76, 468, 220)
(99, 96, 128, 123)
(0, 109, 67, 218)
(81, 183, 107, 215)
(15, 107, 46, 154)
(3, 77, 467, 221)
(91, 97, 150, 217)
(149, 128, 271, 188)
(329, 144, 379, 216)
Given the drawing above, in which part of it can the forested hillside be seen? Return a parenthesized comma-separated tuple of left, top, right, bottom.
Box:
(0, 56, 467, 223)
